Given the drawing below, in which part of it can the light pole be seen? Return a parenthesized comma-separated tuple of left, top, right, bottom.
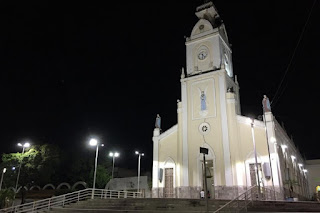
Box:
(0, 168, 7, 190)
(200, 147, 209, 213)
(248, 118, 261, 198)
(89, 138, 104, 199)
(15, 142, 30, 193)
(135, 151, 144, 194)
(109, 152, 119, 179)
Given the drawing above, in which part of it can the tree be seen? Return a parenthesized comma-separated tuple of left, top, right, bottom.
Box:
(60, 148, 112, 189)
(0, 189, 14, 208)
(89, 165, 111, 189)
(1, 143, 113, 201)
(1, 144, 61, 204)
(1, 144, 61, 189)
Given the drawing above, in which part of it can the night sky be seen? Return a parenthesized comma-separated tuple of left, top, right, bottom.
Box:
(0, 1, 319, 172)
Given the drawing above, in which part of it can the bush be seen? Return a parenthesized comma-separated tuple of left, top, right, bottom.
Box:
(0, 189, 14, 208)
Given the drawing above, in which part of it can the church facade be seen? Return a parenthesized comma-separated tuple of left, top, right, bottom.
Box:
(152, 2, 309, 199)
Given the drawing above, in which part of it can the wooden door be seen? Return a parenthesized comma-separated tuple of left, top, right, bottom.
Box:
(164, 168, 173, 198)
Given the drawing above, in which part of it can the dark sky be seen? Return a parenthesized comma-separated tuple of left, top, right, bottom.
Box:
(0, 1, 319, 172)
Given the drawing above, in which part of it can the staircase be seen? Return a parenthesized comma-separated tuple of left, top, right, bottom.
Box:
(47, 198, 320, 213)
(2, 187, 320, 213)
(48, 198, 229, 213)
(247, 200, 320, 212)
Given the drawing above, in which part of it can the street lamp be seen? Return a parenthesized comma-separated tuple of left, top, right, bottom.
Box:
(89, 138, 104, 199)
(15, 142, 30, 193)
(0, 168, 7, 190)
(247, 118, 261, 198)
(109, 152, 119, 179)
(135, 151, 144, 193)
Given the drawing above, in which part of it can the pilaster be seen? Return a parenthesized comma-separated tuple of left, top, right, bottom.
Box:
(152, 128, 160, 196)
(219, 73, 233, 186)
(264, 112, 283, 191)
(181, 81, 189, 186)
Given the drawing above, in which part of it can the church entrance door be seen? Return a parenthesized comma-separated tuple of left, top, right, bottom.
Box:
(249, 163, 262, 186)
(202, 160, 214, 199)
(164, 168, 174, 198)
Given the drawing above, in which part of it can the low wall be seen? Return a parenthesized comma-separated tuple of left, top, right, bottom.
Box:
(106, 176, 151, 198)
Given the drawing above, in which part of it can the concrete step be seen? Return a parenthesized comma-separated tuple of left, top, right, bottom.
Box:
(46, 198, 227, 212)
(64, 198, 228, 209)
(61, 204, 221, 211)
(82, 198, 229, 204)
(46, 198, 320, 213)
(247, 200, 320, 212)
(49, 207, 211, 213)
(66, 203, 225, 207)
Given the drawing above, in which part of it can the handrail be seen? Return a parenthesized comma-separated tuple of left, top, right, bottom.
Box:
(214, 186, 285, 213)
(260, 187, 284, 201)
(214, 186, 256, 213)
(0, 188, 142, 213)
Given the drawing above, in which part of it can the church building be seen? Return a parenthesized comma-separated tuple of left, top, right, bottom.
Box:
(152, 2, 309, 200)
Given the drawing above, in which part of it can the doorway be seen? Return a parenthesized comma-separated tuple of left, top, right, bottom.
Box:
(202, 160, 214, 199)
(164, 168, 174, 198)
(249, 163, 262, 186)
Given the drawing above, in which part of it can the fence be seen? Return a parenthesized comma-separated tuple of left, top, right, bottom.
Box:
(0, 188, 142, 213)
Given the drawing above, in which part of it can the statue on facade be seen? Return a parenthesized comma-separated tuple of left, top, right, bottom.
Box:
(155, 114, 161, 129)
(181, 67, 185, 79)
(262, 95, 271, 112)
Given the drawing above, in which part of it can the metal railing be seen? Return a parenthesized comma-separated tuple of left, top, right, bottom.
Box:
(0, 188, 142, 213)
(214, 186, 255, 213)
(260, 187, 284, 201)
(214, 186, 284, 213)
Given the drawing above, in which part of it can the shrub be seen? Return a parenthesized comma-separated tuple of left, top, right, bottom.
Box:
(0, 189, 14, 208)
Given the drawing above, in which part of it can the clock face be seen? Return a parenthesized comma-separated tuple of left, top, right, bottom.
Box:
(198, 50, 208, 60)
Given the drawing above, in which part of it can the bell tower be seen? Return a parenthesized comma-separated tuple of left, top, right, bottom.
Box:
(186, 2, 233, 78)
(179, 1, 240, 192)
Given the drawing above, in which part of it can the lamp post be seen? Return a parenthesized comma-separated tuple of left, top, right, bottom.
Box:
(0, 168, 7, 190)
(200, 147, 209, 213)
(135, 151, 144, 194)
(89, 138, 104, 199)
(109, 152, 119, 179)
(15, 142, 30, 193)
(248, 118, 261, 198)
